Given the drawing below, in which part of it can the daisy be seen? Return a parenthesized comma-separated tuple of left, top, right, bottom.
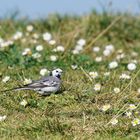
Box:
(2, 76, 10, 83)
(137, 88, 140, 94)
(113, 87, 120, 93)
(116, 53, 125, 60)
(132, 118, 140, 126)
(119, 73, 130, 80)
(105, 44, 114, 52)
(32, 53, 41, 59)
(72, 49, 79, 55)
(101, 104, 111, 112)
(103, 49, 111, 56)
(20, 99, 28, 107)
(71, 64, 78, 70)
(104, 72, 110, 77)
(77, 39, 86, 46)
(75, 45, 84, 51)
(33, 33, 39, 39)
(0, 115, 7, 121)
(109, 61, 118, 69)
(125, 111, 132, 118)
(43, 32, 52, 42)
(127, 63, 136, 71)
(36, 45, 43, 52)
(26, 25, 34, 32)
(49, 40, 56, 45)
(56, 45, 65, 52)
(40, 68, 49, 76)
(13, 31, 23, 40)
(23, 78, 32, 85)
(129, 104, 137, 110)
(93, 46, 100, 52)
(94, 83, 101, 91)
(22, 48, 32, 56)
(50, 55, 57, 62)
(95, 56, 102, 62)
(111, 118, 118, 125)
(89, 71, 98, 79)
(0, 41, 13, 48)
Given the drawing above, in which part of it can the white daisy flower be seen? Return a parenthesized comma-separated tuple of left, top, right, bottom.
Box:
(0, 40, 13, 48)
(127, 63, 136, 71)
(72, 49, 80, 54)
(40, 68, 49, 76)
(36, 45, 43, 52)
(75, 45, 83, 51)
(56, 45, 65, 52)
(0, 115, 7, 122)
(71, 64, 78, 70)
(2, 76, 10, 83)
(119, 73, 130, 80)
(89, 71, 98, 79)
(93, 46, 100, 52)
(43, 32, 52, 42)
(132, 118, 140, 126)
(109, 61, 118, 69)
(104, 72, 110, 77)
(137, 88, 140, 94)
(13, 31, 23, 40)
(23, 78, 32, 85)
(105, 44, 114, 52)
(129, 104, 137, 110)
(26, 25, 34, 32)
(22, 48, 32, 56)
(20, 99, 28, 107)
(125, 111, 132, 118)
(95, 56, 102, 62)
(94, 83, 101, 91)
(50, 55, 57, 62)
(48, 40, 56, 45)
(32, 53, 41, 59)
(113, 87, 120, 93)
(103, 49, 111, 56)
(33, 33, 39, 39)
(111, 118, 118, 125)
(101, 104, 111, 112)
(77, 39, 86, 46)
(116, 53, 125, 60)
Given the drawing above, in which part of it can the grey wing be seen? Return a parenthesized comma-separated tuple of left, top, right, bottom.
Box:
(24, 76, 60, 88)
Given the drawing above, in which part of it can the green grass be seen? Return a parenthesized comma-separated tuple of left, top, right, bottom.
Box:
(0, 12, 140, 139)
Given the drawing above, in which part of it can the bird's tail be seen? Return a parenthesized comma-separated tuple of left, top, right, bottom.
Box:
(1, 87, 32, 93)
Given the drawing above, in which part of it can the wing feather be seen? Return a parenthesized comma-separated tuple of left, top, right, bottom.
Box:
(24, 76, 60, 88)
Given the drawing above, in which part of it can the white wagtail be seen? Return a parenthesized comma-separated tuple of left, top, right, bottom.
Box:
(3, 68, 63, 96)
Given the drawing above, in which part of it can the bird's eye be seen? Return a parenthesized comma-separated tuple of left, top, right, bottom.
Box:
(56, 70, 58, 72)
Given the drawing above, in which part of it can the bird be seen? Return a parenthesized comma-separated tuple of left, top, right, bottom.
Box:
(3, 68, 63, 96)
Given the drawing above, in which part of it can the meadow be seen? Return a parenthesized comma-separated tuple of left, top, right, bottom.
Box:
(0, 12, 140, 139)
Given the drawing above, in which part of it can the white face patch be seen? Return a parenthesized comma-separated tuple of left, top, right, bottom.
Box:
(52, 69, 63, 77)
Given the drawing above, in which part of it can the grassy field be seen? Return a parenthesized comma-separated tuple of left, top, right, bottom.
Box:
(0, 12, 140, 139)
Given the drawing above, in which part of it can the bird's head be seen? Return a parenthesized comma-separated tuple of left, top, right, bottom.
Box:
(51, 68, 63, 79)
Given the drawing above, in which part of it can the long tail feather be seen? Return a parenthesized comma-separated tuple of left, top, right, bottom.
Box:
(1, 87, 33, 92)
